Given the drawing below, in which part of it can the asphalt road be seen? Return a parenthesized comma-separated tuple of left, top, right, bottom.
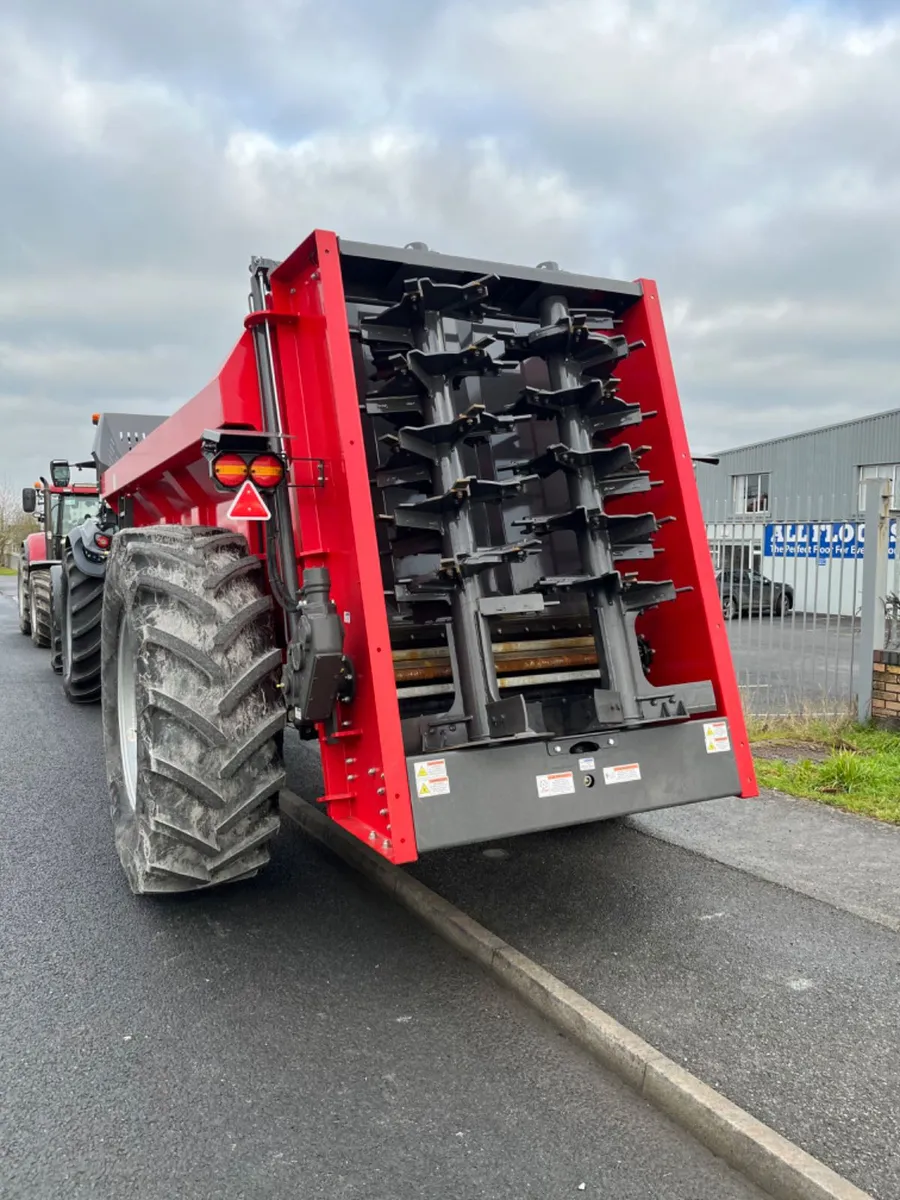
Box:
(410, 820, 900, 1200)
(0, 576, 762, 1200)
(725, 612, 859, 715)
(633, 791, 900, 932)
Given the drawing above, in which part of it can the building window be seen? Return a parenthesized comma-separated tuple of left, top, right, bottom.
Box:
(709, 540, 762, 574)
(858, 464, 900, 511)
(732, 472, 770, 515)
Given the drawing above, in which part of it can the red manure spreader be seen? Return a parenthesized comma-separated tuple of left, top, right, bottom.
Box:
(54, 230, 756, 893)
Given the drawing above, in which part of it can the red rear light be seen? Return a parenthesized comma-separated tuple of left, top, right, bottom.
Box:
(213, 452, 249, 488)
(95, 533, 111, 550)
(249, 454, 285, 489)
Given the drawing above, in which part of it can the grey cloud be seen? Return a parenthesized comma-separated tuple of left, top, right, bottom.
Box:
(1, 0, 899, 488)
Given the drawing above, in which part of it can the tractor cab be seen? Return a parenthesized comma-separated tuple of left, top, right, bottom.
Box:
(22, 459, 101, 563)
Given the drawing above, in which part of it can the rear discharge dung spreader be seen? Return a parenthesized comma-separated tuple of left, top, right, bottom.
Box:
(60, 231, 757, 893)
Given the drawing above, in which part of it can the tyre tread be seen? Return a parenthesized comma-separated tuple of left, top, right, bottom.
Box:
(30, 572, 52, 647)
(101, 525, 284, 894)
(62, 546, 103, 704)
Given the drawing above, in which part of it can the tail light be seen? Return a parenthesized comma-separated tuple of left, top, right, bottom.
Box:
(212, 453, 250, 488)
(249, 454, 285, 489)
(95, 533, 111, 550)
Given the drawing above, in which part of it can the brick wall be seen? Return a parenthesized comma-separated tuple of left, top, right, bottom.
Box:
(871, 650, 900, 726)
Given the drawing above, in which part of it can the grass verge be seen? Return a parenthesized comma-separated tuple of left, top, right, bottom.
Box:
(748, 717, 900, 824)
(0, 566, 16, 575)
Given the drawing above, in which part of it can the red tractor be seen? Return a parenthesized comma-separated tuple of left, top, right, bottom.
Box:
(58, 231, 757, 894)
(18, 461, 102, 670)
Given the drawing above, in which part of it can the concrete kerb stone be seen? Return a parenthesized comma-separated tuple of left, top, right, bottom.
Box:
(280, 790, 873, 1200)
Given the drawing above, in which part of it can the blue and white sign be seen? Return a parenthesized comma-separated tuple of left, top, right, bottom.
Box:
(764, 521, 897, 560)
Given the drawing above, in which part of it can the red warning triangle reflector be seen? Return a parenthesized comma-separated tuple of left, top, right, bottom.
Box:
(226, 479, 271, 521)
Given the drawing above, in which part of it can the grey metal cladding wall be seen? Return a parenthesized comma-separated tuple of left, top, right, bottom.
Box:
(695, 408, 900, 520)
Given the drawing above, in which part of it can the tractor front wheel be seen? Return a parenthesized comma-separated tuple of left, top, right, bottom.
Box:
(17, 566, 31, 636)
(61, 545, 103, 703)
(29, 571, 52, 648)
(49, 564, 63, 674)
(100, 526, 285, 894)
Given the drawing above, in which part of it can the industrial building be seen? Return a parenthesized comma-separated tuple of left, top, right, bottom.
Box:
(695, 408, 900, 616)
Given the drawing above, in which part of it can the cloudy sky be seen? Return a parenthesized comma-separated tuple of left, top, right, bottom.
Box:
(1, 0, 899, 488)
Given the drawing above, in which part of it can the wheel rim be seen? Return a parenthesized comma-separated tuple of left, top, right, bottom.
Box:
(117, 612, 139, 812)
(18, 574, 26, 621)
(30, 587, 38, 630)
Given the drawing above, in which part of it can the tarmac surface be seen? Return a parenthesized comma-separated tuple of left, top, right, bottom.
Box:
(281, 682, 900, 1198)
(0, 574, 763, 1199)
(8, 572, 899, 1198)
(726, 612, 859, 714)
(407, 811, 900, 1200)
(633, 791, 900, 931)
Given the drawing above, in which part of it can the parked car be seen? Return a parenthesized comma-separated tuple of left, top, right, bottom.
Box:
(715, 568, 794, 619)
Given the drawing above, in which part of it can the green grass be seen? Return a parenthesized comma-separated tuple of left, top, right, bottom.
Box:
(750, 718, 900, 824)
(0, 566, 16, 575)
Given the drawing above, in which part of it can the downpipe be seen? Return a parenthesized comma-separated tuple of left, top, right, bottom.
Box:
(247, 260, 352, 734)
(248, 261, 304, 640)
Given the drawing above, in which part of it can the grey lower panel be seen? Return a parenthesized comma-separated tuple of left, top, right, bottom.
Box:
(408, 719, 741, 852)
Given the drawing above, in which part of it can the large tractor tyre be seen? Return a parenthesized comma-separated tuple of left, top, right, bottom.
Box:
(61, 544, 103, 703)
(29, 570, 52, 648)
(17, 566, 31, 636)
(100, 526, 285, 895)
(49, 564, 64, 674)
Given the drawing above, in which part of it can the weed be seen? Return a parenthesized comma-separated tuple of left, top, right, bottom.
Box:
(752, 720, 900, 824)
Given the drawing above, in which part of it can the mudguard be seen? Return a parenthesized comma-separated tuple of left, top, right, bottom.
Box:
(67, 520, 110, 579)
(22, 531, 51, 570)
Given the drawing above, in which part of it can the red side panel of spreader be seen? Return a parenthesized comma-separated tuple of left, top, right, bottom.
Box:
(100, 233, 415, 861)
(265, 231, 416, 861)
(102, 338, 264, 533)
(612, 282, 757, 799)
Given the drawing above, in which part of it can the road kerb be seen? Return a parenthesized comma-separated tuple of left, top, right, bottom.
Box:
(280, 790, 873, 1200)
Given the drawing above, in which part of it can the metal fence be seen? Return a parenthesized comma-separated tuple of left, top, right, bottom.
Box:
(703, 491, 897, 719)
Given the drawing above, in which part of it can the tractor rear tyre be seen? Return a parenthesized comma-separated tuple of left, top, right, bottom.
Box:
(29, 571, 52, 648)
(101, 526, 285, 894)
(61, 544, 103, 703)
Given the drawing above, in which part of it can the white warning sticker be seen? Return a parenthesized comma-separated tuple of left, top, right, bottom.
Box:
(578, 756, 596, 772)
(536, 770, 576, 798)
(703, 721, 731, 754)
(603, 762, 641, 785)
(415, 758, 450, 798)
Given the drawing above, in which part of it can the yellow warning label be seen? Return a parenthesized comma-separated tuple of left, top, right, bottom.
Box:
(414, 758, 450, 798)
(703, 721, 731, 754)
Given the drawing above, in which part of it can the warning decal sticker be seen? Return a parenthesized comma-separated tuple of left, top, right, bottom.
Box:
(536, 771, 576, 798)
(578, 756, 596, 772)
(415, 758, 450, 798)
(703, 721, 731, 754)
(603, 762, 641, 785)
